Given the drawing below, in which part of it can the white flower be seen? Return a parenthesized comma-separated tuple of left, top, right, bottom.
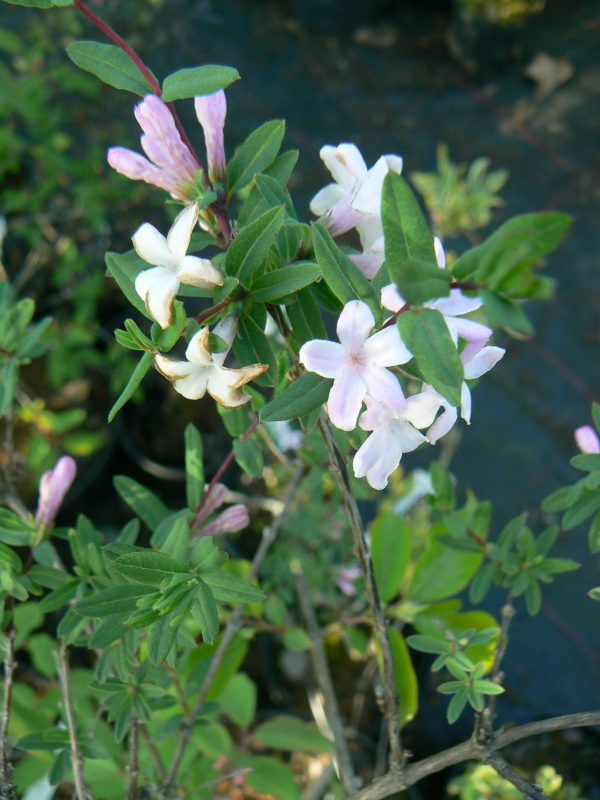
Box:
(299, 299, 411, 431)
(353, 393, 441, 490)
(154, 318, 267, 408)
(133, 203, 223, 329)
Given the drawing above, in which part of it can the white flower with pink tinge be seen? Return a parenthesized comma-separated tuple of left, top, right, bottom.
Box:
(192, 483, 249, 538)
(194, 91, 227, 183)
(425, 344, 505, 444)
(35, 456, 77, 531)
(155, 316, 267, 408)
(575, 425, 600, 454)
(133, 203, 223, 329)
(299, 300, 412, 431)
(381, 237, 492, 350)
(108, 95, 201, 201)
(353, 392, 442, 490)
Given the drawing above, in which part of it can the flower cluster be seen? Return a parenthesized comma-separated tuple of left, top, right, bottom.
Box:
(302, 143, 505, 490)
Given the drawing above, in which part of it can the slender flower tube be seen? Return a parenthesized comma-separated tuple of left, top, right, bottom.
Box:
(195, 91, 227, 182)
(299, 299, 412, 431)
(35, 456, 77, 531)
(192, 482, 250, 538)
(108, 95, 201, 200)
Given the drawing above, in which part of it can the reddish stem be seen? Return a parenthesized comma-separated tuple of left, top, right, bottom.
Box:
(451, 281, 482, 292)
(192, 416, 260, 528)
(382, 305, 410, 329)
(194, 297, 235, 326)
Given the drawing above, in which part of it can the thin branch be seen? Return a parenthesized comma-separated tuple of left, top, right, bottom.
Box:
(139, 725, 166, 782)
(56, 643, 91, 800)
(318, 416, 403, 772)
(161, 464, 305, 797)
(486, 753, 549, 800)
(127, 717, 139, 800)
(350, 710, 600, 800)
(294, 568, 360, 794)
(0, 631, 16, 800)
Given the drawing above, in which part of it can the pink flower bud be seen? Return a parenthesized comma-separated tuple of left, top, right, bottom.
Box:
(35, 456, 77, 530)
(195, 91, 227, 182)
(200, 504, 250, 538)
(575, 425, 600, 454)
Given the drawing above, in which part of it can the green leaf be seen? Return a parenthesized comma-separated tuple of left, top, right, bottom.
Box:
(77, 585, 154, 617)
(105, 251, 151, 319)
(407, 534, 483, 602)
(381, 173, 449, 305)
(260, 373, 331, 422)
(2, 0, 72, 5)
(192, 580, 219, 644)
(250, 263, 320, 302)
(312, 223, 380, 318)
(114, 476, 170, 530)
(226, 206, 285, 282)
(115, 552, 189, 584)
(228, 120, 286, 194)
(481, 291, 534, 336)
(254, 717, 334, 754)
(447, 688, 468, 724)
(233, 438, 264, 478)
(563, 491, 600, 531)
(219, 673, 256, 727)
(589, 511, 600, 554)
(202, 572, 264, 603)
(108, 351, 153, 423)
(371, 515, 413, 603)
(287, 288, 327, 352)
(397, 308, 463, 405)
(282, 628, 311, 652)
(243, 756, 300, 800)
(264, 150, 299, 186)
(236, 315, 278, 385)
(161, 65, 240, 102)
(0, 508, 34, 547)
(184, 424, 204, 508)
(89, 616, 128, 648)
(66, 41, 152, 95)
(147, 616, 177, 664)
(571, 454, 600, 472)
(388, 628, 418, 726)
(0, 361, 18, 416)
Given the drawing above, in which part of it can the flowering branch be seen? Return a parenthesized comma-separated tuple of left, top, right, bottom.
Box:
(56, 642, 90, 800)
(318, 416, 404, 772)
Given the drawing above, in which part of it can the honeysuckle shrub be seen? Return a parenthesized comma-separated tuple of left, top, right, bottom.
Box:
(0, 3, 598, 800)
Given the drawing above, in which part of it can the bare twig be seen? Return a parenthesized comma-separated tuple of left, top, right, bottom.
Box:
(56, 643, 91, 800)
(350, 710, 600, 800)
(318, 416, 403, 772)
(140, 725, 166, 782)
(0, 631, 16, 800)
(486, 753, 549, 800)
(294, 568, 360, 794)
(127, 717, 139, 800)
(161, 464, 305, 797)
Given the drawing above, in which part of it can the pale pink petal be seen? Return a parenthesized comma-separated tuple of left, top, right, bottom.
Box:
(395, 422, 427, 454)
(200, 504, 249, 537)
(430, 289, 482, 317)
(167, 204, 198, 260)
(35, 456, 77, 529)
(310, 184, 346, 217)
(336, 300, 374, 350)
(358, 399, 395, 432)
(451, 318, 492, 345)
(132, 223, 175, 267)
(299, 340, 344, 379)
(194, 483, 228, 526)
(353, 426, 393, 480)
(327, 370, 366, 431)
(381, 284, 406, 313)
(427, 405, 458, 444)
(320, 143, 368, 189)
(107, 147, 178, 194)
(195, 91, 227, 181)
(324, 193, 364, 237)
(135, 267, 179, 329)
(575, 425, 600, 454)
(349, 251, 384, 280)
(140, 134, 194, 183)
(176, 255, 223, 288)
(434, 237, 446, 269)
(135, 96, 199, 177)
(363, 365, 405, 412)
(185, 328, 213, 367)
(463, 346, 505, 379)
(363, 327, 412, 367)
(461, 382, 472, 423)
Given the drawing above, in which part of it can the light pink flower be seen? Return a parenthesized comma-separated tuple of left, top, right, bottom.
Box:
(353, 393, 441, 490)
(426, 344, 505, 444)
(336, 566, 362, 596)
(192, 482, 249, 538)
(108, 95, 201, 201)
(299, 300, 412, 431)
(575, 425, 600, 454)
(35, 456, 77, 530)
(195, 91, 227, 182)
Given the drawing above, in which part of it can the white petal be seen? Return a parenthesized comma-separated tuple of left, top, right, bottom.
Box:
(358, 399, 395, 431)
(320, 143, 367, 189)
(434, 236, 446, 269)
(381, 284, 406, 313)
(427, 406, 458, 444)
(464, 346, 505, 379)
(336, 300, 374, 350)
(352, 156, 389, 215)
(299, 340, 344, 379)
(363, 365, 405, 412)
(176, 255, 223, 288)
(356, 218, 384, 250)
(309, 183, 346, 217)
(430, 289, 482, 317)
(404, 392, 443, 428)
(132, 223, 175, 267)
(384, 154, 403, 175)
(173, 369, 210, 400)
(185, 328, 214, 367)
(327, 371, 366, 431)
(211, 315, 238, 366)
(364, 326, 412, 367)
(395, 421, 427, 454)
(452, 318, 492, 344)
(135, 267, 179, 329)
(461, 382, 472, 423)
(167, 203, 199, 260)
(155, 354, 195, 381)
(353, 426, 393, 479)
(207, 365, 266, 407)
